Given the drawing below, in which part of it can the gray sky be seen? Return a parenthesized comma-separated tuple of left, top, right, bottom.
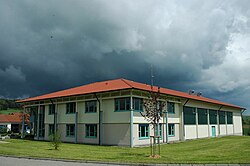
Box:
(0, 0, 249, 114)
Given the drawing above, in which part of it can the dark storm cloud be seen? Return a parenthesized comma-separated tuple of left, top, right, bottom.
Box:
(0, 0, 250, 114)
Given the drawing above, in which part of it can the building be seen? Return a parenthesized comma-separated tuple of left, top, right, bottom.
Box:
(18, 78, 245, 147)
(0, 112, 29, 133)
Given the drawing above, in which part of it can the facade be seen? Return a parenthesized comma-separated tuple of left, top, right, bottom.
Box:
(18, 79, 245, 147)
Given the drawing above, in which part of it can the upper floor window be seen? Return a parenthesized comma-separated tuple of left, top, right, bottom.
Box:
(198, 108, 208, 124)
(49, 104, 55, 115)
(85, 101, 97, 113)
(209, 109, 217, 124)
(133, 97, 143, 112)
(227, 112, 233, 124)
(66, 102, 76, 114)
(219, 111, 226, 124)
(183, 106, 196, 125)
(115, 98, 130, 111)
(167, 102, 175, 114)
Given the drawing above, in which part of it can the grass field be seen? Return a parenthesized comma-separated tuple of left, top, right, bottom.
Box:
(0, 136, 249, 164)
(0, 109, 21, 114)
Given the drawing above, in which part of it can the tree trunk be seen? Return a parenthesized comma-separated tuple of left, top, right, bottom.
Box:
(153, 124, 156, 157)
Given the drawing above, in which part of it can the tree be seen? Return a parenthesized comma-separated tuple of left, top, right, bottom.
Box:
(140, 87, 166, 158)
(49, 131, 61, 150)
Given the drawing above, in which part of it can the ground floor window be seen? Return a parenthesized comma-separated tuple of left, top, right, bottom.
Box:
(168, 124, 175, 137)
(66, 124, 75, 137)
(139, 124, 149, 139)
(86, 124, 97, 138)
(48, 124, 54, 136)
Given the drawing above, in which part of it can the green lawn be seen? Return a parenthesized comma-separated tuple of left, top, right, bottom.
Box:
(0, 136, 249, 164)
(0, 109, 21, 114)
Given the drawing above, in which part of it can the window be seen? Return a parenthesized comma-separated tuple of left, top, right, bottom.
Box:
(133, 97, 143, 112)
(49, 104, 55, 115)
(85, 101, 97, 113)
(66, 124, 75, 137)
(156, 124, 162, 138)
(219, 111, 226, 124)
(184, 106, 196, 125)
(48, 124, 54, 136)
(66, 102, 76, 114)
(139, 124, 149, 139)
(115, 98, 130, 111)
(86, 124, 97, 138)
(168, 124, 175, 136)
(227, 112, 233, 124)
(167, 102, 175, 114)
(198, 108, 208, 124)
(209, 110, 217, 124)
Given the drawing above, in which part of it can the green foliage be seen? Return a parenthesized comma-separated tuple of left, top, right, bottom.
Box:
(49, 131, 61, 150)
(0, 98, 21, 111)
(243, 116, 250, 125)
(0, 108, 22, 115)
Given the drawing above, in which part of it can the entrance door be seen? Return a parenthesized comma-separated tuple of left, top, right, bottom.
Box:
(211, 126, 216, 137)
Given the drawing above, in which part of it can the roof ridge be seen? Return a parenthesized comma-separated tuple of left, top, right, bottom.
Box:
(120, 78, 133, 88)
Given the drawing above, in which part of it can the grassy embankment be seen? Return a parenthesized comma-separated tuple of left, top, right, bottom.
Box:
(0, 136, 249, 164)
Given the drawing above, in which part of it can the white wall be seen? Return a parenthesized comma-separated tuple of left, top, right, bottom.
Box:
(184, 125, 197, 139)
(219, 125, 227, 136)
(102, 124, 130, 146)
(233, 112, 243, 135)
(227, 125, 234, 135)
(198, 125, 209, 138)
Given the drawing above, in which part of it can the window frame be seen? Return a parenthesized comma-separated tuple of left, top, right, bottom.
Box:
(66, 124, 75, 137)
(66, 102, 76, 114)
(168, 123, 175, 137)
(85, 100, 97, 113)
(183, 106, 196, 125)
(85, 124, 97, 138)
(219, 111, 226, 124)
(198, 108, 208, 125)
(114, 97, 130, 112)
(139, 124, 149, 139)
(133, 97, 143, 112)
(209, 109, 217, 124)
(167, 102, 175, 114)
(227, 112, 233, 124)
(49, 104, 55, 115)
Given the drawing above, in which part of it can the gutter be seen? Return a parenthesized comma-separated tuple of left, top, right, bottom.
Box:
(94, 93, 102, 145)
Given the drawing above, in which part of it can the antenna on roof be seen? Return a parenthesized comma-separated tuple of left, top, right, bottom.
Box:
(150, 65, 154, 90)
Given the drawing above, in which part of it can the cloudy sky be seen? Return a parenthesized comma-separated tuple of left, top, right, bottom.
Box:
(0, 0, 249, 114)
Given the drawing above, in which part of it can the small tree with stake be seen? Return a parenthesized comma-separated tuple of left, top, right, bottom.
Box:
(140, 87, 166, 158)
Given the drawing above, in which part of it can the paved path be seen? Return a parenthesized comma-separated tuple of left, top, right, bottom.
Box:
(0, 156, 119, 166)
(0, 156, 249, 166)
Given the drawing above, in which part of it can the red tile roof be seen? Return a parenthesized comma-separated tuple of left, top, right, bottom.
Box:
(0, 112, 24, 123)
(18, 78, 244, 109)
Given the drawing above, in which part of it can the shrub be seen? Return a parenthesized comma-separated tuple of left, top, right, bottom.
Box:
(49, 131, 61, 150)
